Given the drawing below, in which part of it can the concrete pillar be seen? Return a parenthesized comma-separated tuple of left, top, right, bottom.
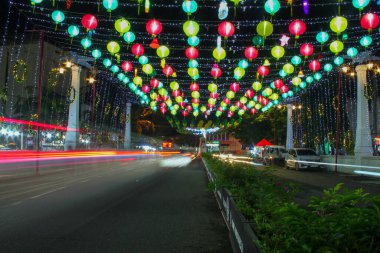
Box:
(64, 65, 81, 151)
(354, 65, 373, 156)
(124, 102, 132, 149)
(286, 104, 293, 150)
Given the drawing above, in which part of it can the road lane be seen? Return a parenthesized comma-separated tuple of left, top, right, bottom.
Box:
(0, 157, 231, 253)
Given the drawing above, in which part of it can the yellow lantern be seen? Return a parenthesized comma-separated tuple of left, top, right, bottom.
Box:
(271, 45, 285, 60)
(213, 47, 226, 62)
(256, 20, 273, 38)
(330, 16, 348, 35)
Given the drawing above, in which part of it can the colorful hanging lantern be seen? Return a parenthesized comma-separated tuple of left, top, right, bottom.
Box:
(150, 79, 160, 88)
(81, 38, 92, 50)
(172, 90, 181, 97)
(188, 36, 200, 47)
(274, 79, 283, 89)
(142, 64, 153, 75)
(360, 13, 379, 32)
(103, 0, 118, 13)
(283, 63, 295, 74)
(256, 20, 273, 39)
(110, 65, 120, 74)
(107, 41, 120, 55)
(291, 55, 302, 66)
(229, 82, 239, 92)
(170, 81, 180, 90)
(142, 85, 151, 93)
(271, 45, 285, 60)
(360, 35, 372, 47)
(280, 85, 289, 93)
(238, 59, 249, 69)
(346, 47, 358, 58)
(188, 68, 199, 78)
(52, 10, 65, 28)
(313, 72, 322, 81)
(122, 61, 133, 72)
(92, 49, 102, 59)
(244, 46, 258, 61)
(289, 19, 306, 39)
(210, 93, 219, 99)
(82, 14, 98, 31)
(218, 21, 235, 39)
(245, 89, 254, 98)
(31, 0, 43, 6)
(234, 67, 245, 80)
(218, 0, 229, 20)
(300, 43, 314, 58)
(252, 35, 264, 46)
(208, 83, 218, 93)
(329, 40, 344, 54)
(309, 60, 321, 72)
(352, 0, 370, 11)
(103, 58, 112, 68)
(182, 0, 198, 15)
(131, 43, 144, 57)
(67, 25, 80, 39)
(305, 76, 314, 83)
(226, 91, 235, 99)
(323, 63, 333, 72)
(157, 45, 170, 59)
(330, 16, 347, 35)
(316, 31, 329, 45)
(146, 19, 163, 37)
(211, 64, 222, 79)
(163, 65, 174, 77)
(150, 38, 160, 49)
(264, 0, 281, 16)
(183, 20, 200, 37)
(213, 47, 226, 62)
(257, 66, 269, 77)
(123, 32, 136, 45)
(185, 47, 199, 59)
(334, 56, 344, 66)
(188, 59, 198, 68)
(190, 82, 199, 91)
(115, 18, 131, 36)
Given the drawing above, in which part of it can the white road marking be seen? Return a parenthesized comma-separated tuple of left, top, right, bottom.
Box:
(10, 201, 22, 206)
(80, 179, 89, 183)
(30, 186, 66, 199)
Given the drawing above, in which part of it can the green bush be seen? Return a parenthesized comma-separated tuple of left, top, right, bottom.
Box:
(202, 154, 380, 253)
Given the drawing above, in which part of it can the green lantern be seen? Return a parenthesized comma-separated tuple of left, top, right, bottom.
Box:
(283, 63, 295, 74)
(240, 97, 248, 104)
(215, 111, 222, 117)
(316, 31, 329, 44)
(324, 63, 333, 72)
(330, 16, 347, 35)
(52, 10, 65, 25)
(264, 0, 281, 16)
(182, 0, 198, 15)
(193, 110, 199, 117)
(158, 88, 168, 96)
(334, 56, 344, 66)
(92, 49, 102, 59)
(128, 83, 136, 91)
(252, 35, 264, 46)
(115, 18, 131, 36)
(81, 38, 92, 50)
(300, 82, 307, 89)
(238, 59, 249, 69)
(173, 104, 180, 110)
(238, 109, 245, 116)
(313, 72, 322, 81)
(269, 93, 279, 100)
(110, 65, 119, 74)
(175, 96, 183, 103)
(347, 47, 358, 58)
(255, 104, 262, 110)
(156, 45, 170, 59)
(279, 69, 287, 78)
(306, 76, 314, 84)
(252, 81, 262, 91)
(200, 106, 207, 112)
(103, 58, 112, 68)
(360, 35, 372, 47)
(256, 20, 273, 39)
(213, 47, 226, 62)
(103, 0, 118, 12)
(226, 91, 235, 99)
(138, 55, 149, 65)
(133, 76, 143, 85)
(117, 73, 125, 81)
(208, 83, 218, 93)
(287, 90, 294, 97)
(188, 59, 198, 68)
(170, 110, 177, 116)
(170, 81, 179, 90)
(142, 64, 153, 75)
(150, 93, 158, 100)
(230, 105, 237, 112)
(107, 41, 120, 55)
(191, 91, 200, 98)
(123, 77, 130, 84)
(263, 87, 273, 96)
(352, 0, 370, 10)
(31, 0, 43, 5)
(188, 36, 199, 47)
(329, 40, 344, 54)
(208, 98, 216, 105)
(123, 32, 135, 44)
(291, 55, 302, 66)
(183, 20, 200, 37)
(271, 45, 285, 60)
(67, 25, 80, 38)
(234, 67, 245, 80)
(292, 77, 302, 86)
(188, 68, 199, 77)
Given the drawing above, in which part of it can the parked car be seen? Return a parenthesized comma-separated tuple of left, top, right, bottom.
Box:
(285, 148, 323, 170)
(262, 145, 287, 166)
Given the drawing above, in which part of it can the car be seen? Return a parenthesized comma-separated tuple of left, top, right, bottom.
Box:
(262, 145, 287, 166)
(285, 148, 323, 170)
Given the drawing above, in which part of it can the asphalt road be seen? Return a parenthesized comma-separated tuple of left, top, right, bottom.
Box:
(0, 156, 232, 253)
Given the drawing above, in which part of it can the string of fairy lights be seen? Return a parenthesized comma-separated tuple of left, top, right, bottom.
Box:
(3, 0, 380, 132)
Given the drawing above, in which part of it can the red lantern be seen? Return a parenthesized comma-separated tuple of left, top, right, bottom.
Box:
(210, 64, 222, 79)
(261, 98, 269, 106)
(185, 47, 199, 59)
(182, 111, 189, 117)
(250, 108, 257, 114)
(242, 105, 248, 111)
(82, 14, 98, 31)
(245, 89, 254, 98)
(230, 82, 240, 92)
(361, 13, 379, 32)
(218, 21, 235, 39)
(309, 60, 320, 72)
(150, 78, 159, 88)
(179, 101, 186, 107)
(162, 95, 169, 101)
(218, 107, 223, 112)
(289, 19, 306, 39)
(186, 105, 192, 112)
(121, 61, 133, 72)
(244, 46, 258, 61)
(274, 79, 283, 89)
(235, 101, 242, 108)
(163, 65, 174, 77)
(190, 82, 199, 91)
(155, 95, 161, 102)
(210, 92, 219, 99)
(280, 85, 289, 93)
(192, 98, 200, 104)
(160, 107, 167, 114)
(142, 85, 150, 93)
(257, 66, 269, 77)
(257, 95, 264, 103)
(223, 98, 231, 105)
(146, 19, 162, 36)
(300, 43, 313, 58)
(160, 102, 167, 108)
(208, 104, 215, 109)
(172, 90, 181, 97)
(150, 38, 160, 49)
(131, 43, 144, 58)
(228, 111, 234, 117)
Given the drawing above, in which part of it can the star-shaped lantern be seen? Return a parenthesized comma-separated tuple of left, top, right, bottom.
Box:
(279, 34, 290, 46)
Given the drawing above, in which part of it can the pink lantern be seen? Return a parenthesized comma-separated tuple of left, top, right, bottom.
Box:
(131, 43, 144, 58)
(244, 46, 258, 62)
(160, 102, 167, 108)
(186, 105, 193, 112)
(210, 64, 222, 79)
(309, 60, 320, 72)
(155, 95, 161, 102)
(82, 14, 98, 31)
(250, 108, 257, 114)
(146, 19, 162, 37)
(172, 90, 181, 97)
(228, 111, 234, 117)
(245, 89, 254, 98)
(150, 78, 160, 88)
(257, 95, 264, 103)
(280, 85, 289, 93)
(185, 47, 199, 59)
(300, 43, 313, 58)
(182, 111, 189, 117)
(192, 98, 200, 104)
(289, 19, 306, 39)
(162, 95, 169, 101)
(223, 98, 231, 105)
(235, 101, 242, 108)
(218, 21, 235, 39)
(142, 85, 150, 93)
(257, 66, 269, 77)
(210, 92, 219, 99)
(163, 65, 174, 77)
(208, 104, 215, 108)
(160, 107, 167, 114)
(242, 105, 248, 111)
(274, 79, 283, 89)
(121, 61, 133, 72)
(218, 107, 223, 112)
(179, 101, 186, 107)
(190, 82, 199, 91)
(230, 82, 240, 92)
(361, 13, 379, 32)
(261, 98, 269, 106)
